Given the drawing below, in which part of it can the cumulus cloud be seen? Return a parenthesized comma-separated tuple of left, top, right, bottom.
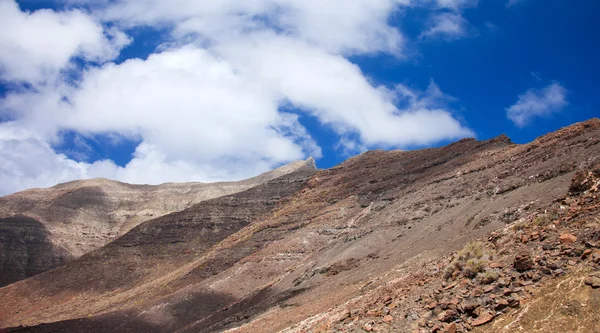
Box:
(98, 0, 409, 56)
(420, 12, 471, 40)
(417, 0, 477, 41)
(506, 83, 568, 127)
(0, 0, 130, 84)
(0, 0, 475, 195)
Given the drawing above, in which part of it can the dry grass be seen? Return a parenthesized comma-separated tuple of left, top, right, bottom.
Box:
(444, 241, 493, 280)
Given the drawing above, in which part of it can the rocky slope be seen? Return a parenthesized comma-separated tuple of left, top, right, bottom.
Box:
(298, 164, 600, 333)
(1, 119, 599, 333)
(0, 158, 315, 287)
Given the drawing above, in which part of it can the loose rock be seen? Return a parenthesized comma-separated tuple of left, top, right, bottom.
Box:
(471, 312, 495, 326)
(585, 274, 600, 288)
(559, 233, 577, 244)
(514, 254, 534, 272)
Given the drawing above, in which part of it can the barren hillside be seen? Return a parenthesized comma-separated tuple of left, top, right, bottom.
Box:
(0, 158, 315, 287)
(1, 119, 599, 333)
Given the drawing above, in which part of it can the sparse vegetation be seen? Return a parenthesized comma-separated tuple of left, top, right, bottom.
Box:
(532, 214, 548, 226)
(444, 241, 493, 280)
(477, 269, 500, 284)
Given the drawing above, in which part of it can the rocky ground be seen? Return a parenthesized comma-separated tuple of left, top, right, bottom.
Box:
(298, 165, 600, 333)
(1, 119, 599, 333)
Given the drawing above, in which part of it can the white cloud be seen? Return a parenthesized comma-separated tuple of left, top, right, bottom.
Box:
(98, 0, 409, 56)
(0, 0, 474, 195)
(420, 12, 471, 40)
(415, 0, 478, 41)
(0, 0, 130, 84)
(0, 123, 96, 194)
(1, 45, 321, 189)
(506, 83, 568, 127)
(433, 0, 478, 10)
(216, 34, 472, 147)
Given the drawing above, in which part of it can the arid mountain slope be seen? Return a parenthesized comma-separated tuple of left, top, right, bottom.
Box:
(1, 119, 599, 333)
(0, 158, 315, 287)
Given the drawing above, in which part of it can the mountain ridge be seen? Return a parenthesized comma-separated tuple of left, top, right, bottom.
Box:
(0, 158, 316, 287)
(1, 119, 600, 332)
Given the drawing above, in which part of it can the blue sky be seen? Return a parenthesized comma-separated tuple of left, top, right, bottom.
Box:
(0, 0, 598, 194)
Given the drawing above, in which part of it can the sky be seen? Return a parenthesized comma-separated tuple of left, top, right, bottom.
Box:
(0, 0, 598, 195)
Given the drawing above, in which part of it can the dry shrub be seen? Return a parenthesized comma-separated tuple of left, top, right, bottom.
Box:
(476, 270, 500, 284)
(444, 241, 493, 280)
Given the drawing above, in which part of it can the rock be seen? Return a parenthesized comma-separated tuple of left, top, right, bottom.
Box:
(570, 170, 592, 193)
(495, 299, 509, 311)
(473, 306, 486, 317)
(461, 299, 480, 312)
(362, 322, 374, 332)
(559, 233, 577, 244)
(489, 262, 503, 269)
(437, 310, 458, 323)
(582, 249, 593, 259)
(366, 309, 381, 317)
(514, 254, 534, 272)
(426, 301, 438, 310)
(339, 311, 351, 322)
(481, 296, 494, 306)
(444, 282, 458, 290)
(519, 280, 533, 286)
(483, 285, 494, 293)
(585, 275, 600, 288)
(472, 312, 495, 326)
(444, 322, 457, 333)
(408, 313, 420, 321)
(592, 251, 600, 264)
(383, 315, 393, 323)
(497, 277, 510, 287)
(549, 261, 563, 270)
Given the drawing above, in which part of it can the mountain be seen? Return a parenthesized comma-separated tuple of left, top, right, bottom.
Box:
(1, 119, 599, 333)
(0, 158, 316, 287)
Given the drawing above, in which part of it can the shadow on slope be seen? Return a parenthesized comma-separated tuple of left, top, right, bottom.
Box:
(0, 216, 70, 287)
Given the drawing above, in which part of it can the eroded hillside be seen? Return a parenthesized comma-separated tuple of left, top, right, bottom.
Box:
(1, 119, 599, 333)
(0, 158, 315, 287)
